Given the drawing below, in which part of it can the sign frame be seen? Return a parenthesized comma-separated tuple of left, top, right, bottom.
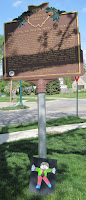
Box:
(3, 3, 83, 81)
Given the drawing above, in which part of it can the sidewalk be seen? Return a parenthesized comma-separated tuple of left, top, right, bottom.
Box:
(0, 122, 86, 145)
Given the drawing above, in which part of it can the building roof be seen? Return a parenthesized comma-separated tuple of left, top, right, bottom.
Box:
(81, 73, 86, 83)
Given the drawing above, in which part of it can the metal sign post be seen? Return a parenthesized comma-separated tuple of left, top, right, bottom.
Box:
(76, 81, 78, 117)
(38, 93, 46, 158)
(75, 77, 79, 117)
(36, 79, 49, 158)
(23, 78, 50, 159)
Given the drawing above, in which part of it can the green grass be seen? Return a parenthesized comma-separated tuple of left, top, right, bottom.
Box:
(46, 92, 86, 98)
(0, 116, 86, 134)
(0, 97, 26, 102)
(0, 92, 86, 102)
(0, 128, 86, 200)
(0, 96, 11, 102)
(0, 96, 54, 103)
(0, 105, 29, 110)
(26, 99, 55, 102)
(0, 96, 38, 102)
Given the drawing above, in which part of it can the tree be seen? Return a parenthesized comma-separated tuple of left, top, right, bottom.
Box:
(4, 81, 20, 95)
(46, 78, 60, 95)
(21, 81, 36, 95)
(0, 80, 6, 93)
(21, 81, 35, 88)
(64, 77, 72, 88)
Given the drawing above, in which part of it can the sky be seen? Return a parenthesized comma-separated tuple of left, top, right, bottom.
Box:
(0, 0, 86, 64)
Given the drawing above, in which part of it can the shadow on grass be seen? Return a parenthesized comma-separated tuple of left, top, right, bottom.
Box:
(0, 138, 39, 200)
(0, 136, 67, 200)
(46, 116, 86, 127)
(0, 121, 38, 134)
(1, 115, 86, 134)
(29, 194, 43, 200)
(0, 126, 9, 134)
(0, 128, 86, 199)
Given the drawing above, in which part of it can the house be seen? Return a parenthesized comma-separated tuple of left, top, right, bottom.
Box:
(72, 74, 86, 90)
(59, 78, 67, 93)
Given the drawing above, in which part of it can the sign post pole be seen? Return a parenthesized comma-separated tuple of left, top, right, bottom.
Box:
(75, 77, 79, 117)
(38, 93, 46, 158)
(36, 79, 48, 158)
(76, 81, 78, 117)
(19, 80, 23, 105)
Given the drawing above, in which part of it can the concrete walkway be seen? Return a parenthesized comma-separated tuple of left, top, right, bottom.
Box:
(0, 122, 86, 145)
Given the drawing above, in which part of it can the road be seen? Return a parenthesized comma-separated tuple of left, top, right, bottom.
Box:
(0, 98, 86, 126)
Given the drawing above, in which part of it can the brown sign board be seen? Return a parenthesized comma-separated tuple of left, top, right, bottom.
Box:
(3, 3, 83, 81)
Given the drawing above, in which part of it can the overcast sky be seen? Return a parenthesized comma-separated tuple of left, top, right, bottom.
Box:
(0, 0, 86, 64)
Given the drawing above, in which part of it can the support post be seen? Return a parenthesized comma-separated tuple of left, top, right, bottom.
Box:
(38, 93, 46, 158)
(30, 78, 53, 158)
(76, 81, 78, 117)
(19, 80, 23, 105)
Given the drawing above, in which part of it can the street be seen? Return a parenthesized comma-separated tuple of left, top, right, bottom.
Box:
(0, 98, 86, 126)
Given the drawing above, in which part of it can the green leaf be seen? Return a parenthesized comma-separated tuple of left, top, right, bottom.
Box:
(46, 7, 52, 12)
(58, 10, 66, 14)
(51, 13, 59, 21)
(19, 22, 22, 27)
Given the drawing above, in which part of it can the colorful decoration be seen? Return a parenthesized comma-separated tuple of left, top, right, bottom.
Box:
(13, 7, 66, 27)
(13, 11, 31, 27)
(46, 7, 66, 21)
(31, 162, 56, 189)
(29, 157, 57, 196)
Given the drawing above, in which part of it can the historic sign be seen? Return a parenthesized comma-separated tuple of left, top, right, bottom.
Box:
(3, 2, 83, 81)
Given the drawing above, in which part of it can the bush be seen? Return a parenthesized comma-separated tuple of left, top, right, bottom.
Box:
(79, 88, 86, 93)
(0, 81, 6, 93)
(46, 78, 60, 95)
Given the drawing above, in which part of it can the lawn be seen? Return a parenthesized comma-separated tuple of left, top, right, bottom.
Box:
(0, 96, 54, 104)
(0, 128, 86, 200)
(0, 92, 86, 103)
(1, 116, 86, 134)
(0, 96, 26, 102)
(0, 105, 29, 110)
(46, 93, 86, 98)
